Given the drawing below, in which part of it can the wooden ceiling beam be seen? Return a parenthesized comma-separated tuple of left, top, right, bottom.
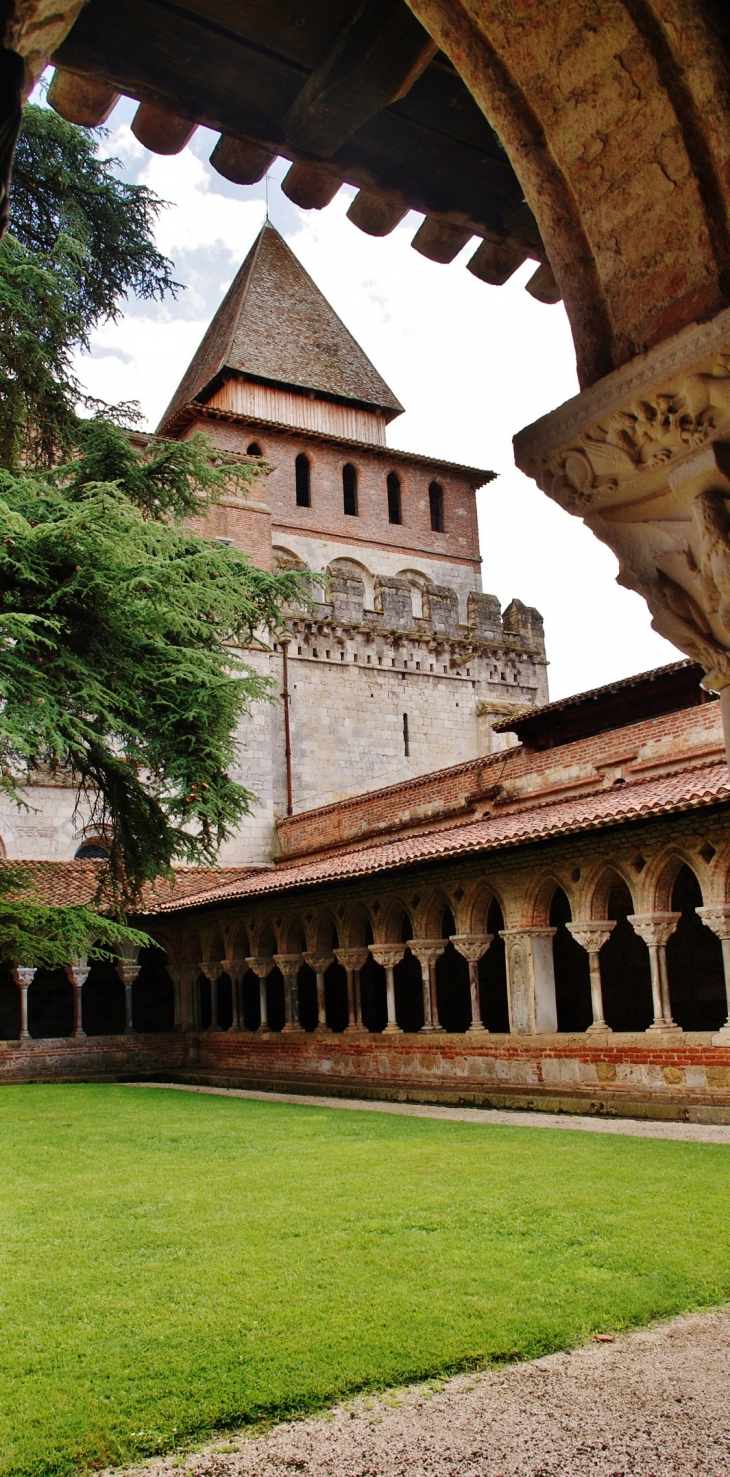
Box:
(346, 188, 409, 235)
(283, 0, 436, 158)
(411, 217, 472, 263)
(467, 236, 532, 286)
(47, 66, 119, 125)
(209, 135, 276, 186)
(131, 102, 197, 154)
(281, 162, 342, 209)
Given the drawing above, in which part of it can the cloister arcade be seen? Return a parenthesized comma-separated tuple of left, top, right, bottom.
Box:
(3, 833, 730, 1047)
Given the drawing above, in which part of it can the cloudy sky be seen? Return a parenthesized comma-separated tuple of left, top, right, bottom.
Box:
(58, 92, 676, 701)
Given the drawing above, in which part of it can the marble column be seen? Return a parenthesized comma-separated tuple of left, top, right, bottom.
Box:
(408, 940, 446, 1033)
(450, 934, 493, 1032)
(370, 946, 405, 1034)
(628, 913, 682, 1031)
(274, 954, 304, 1033)
(696, 905, 730, 1043)
(499, 928, 558, 1034)
(115, 958, 141, 1034)
(566, 920, 616, 1033)
(335, 948, 370, 1034)
(246, 956, 274, 1032)
(65, 960, 90, 1038)
(200, 960, 223, 1032)
(10, 965, 34, 1042)
(304, 952, 335, 1034)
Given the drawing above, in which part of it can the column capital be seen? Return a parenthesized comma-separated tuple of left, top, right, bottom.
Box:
(65, 961, 90, 989)
(304, 952, 334, 974)
(370, 944, 406, 969)
(10, 965, 35, 988)
(246, 955, 274, 979)
(115, 960, 141, 987)
(450, 933, 493, 963)
(628, 912, 681, 949)
(273, 952, 303, 979)
(500, 927, 557, 941)
(408, 938, 446, 967)
(221, 956, 248, 984)
(566, 919, 616, 954)
(200, 959, 225, 983)
(335, 947, 369, 972)
(697, 905, 730, 940)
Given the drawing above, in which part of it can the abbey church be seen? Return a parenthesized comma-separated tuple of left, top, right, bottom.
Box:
(0, 222, 548, 866)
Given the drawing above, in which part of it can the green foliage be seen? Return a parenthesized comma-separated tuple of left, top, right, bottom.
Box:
(1, 1086, 730, 1477)
(1, 104, 177, 468)
(0, 867, 149, 969)
(0, 421, 308, 919)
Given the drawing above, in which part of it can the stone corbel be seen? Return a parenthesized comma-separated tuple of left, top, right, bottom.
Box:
(513, 308, 730, 760)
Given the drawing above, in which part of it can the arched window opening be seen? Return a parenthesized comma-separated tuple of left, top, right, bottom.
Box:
(600, 879, 653, 1030)
(246, 442, 262, 457)
(74, 839, 109, 860)
(666, 865, 726, 1030)
(550, 887, 592, 1031)
(295, 453, 310, 507)
(429, 480, 444, 532)
(387, 471, 402, 524)
(343, 463, 358, 516)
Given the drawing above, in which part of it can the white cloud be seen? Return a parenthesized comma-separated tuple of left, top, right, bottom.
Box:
(71, 108, 675, 700)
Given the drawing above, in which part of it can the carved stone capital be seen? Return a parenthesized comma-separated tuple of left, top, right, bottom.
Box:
(696, 905, 730, 941)
(273, 952, 303, 979)
(115, 961, 141, 988)
(370, 945, 405, 970)
(65, 962, 90, 989)
(199, 959, 222, 984)
(304, 953, 334, 975)
(514, 309, 730, 704)
(10, 965, 35, 989)
(246, 955, 274, 979)
(450, 933, 493, 963)
(628, 913, 681, 949)
(408, 939, 446, 967)
(221, 956, 248, 985)
(335, 948, 369, 972)
(566, 920, 616, 954)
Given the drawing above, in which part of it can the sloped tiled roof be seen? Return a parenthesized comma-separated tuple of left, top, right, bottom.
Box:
(158, 222, 403, 434)
(144, 761, 730, 915)
(0, 862, 259, 911)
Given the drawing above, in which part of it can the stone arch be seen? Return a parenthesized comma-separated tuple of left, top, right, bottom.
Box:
(279, 914, 307, 954)
(457, 877, 505, 936)
(586, 861, 639, 921)
(339, 901, 374, 948)
(395, 567, 434, 622)
(524, 871, 572, 928)
(649, 848, 708, 914)
(415, 887, 455, 940)
(272, 545, 308, 572)
(250, 918, 278, 958)
(308, 908, 340, 953)
(327, 556, 374, 610)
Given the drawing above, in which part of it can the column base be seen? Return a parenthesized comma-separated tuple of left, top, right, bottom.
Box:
(420, 1023, 445, 1034)
(73, 1029, 86, 1039)
(712, 1022, 730, 1045)
(314, 1024, 333, 1035)
(124, 1027, 137, 1036)
(467, 1022, 489, 1034)
(382, 1022, 403, 1034)
(19, 1031, 31, 1043)
(256, 1024, 273, 1035)
(282, 1022, 304, 1033)
(207, 1024, 224, 1033)
(586, 1021, 613, 1035)
(646, 1020, 683, 1034)
(344, 1023, 369, 1035)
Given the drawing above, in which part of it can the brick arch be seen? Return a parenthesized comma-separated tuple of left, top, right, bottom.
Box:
(229, 921, 251, 960)
(339, 901, 374, 948)
(249, 918, 278, 958)
(377, 898, 414, 944)
(457, 878, 506, 935)
(585, 862, 640, 921)
(646, 848, 708, 913)
(709, 839, 730, 904)
(415, 886, 456, 939)
(308, 908, 340, 953)
(523, 870, 573, 928)
(409, 0, 730, 386)
(279, 914, 307, 954)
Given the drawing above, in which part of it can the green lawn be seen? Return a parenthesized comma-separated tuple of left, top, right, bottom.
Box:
(1, 1086, 730, 1477)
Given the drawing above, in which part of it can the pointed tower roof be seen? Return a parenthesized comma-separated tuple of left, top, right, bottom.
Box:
(158, 221, 403, 434)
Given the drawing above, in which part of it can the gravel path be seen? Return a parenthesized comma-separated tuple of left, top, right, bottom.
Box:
(129, 1082, 730, 1144)
(116, 1307, 730, 1477)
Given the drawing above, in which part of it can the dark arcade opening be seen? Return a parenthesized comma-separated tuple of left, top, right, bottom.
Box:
(0, 966, 20, 1039)
(298, 963, 318, 1031)
(479, 899, 510, 1031)
(395, 950, 424, 1032)
(216, 973, 233, 1031)
(241, 970, 260, 1030)
(133, 947, 174, 1032)
(601, 879, 654, 1031)
(325, 959, 349, 1032)
(666, 865, 726, 1030)
(551, 887, 592, 1031)
(266, 967, 286, 1033)
(83, 956, 125, 1035)
(436, 907, 471, 1032)
(28, 969, 74, 1038)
